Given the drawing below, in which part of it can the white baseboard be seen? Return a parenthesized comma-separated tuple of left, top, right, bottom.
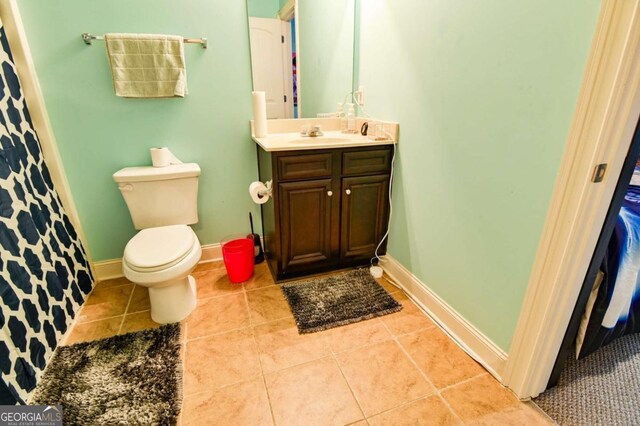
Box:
(198, 243, 223, 263)
(91, 258, 123, 281)
(381, 254, 508, 381)
(92, 243, 223, 282)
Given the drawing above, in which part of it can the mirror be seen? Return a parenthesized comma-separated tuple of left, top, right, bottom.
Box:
(246, 0, 357, 119)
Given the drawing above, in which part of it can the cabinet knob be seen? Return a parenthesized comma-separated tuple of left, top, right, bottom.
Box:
(327, 190, 333, 197)
(345, 189, 351, 195)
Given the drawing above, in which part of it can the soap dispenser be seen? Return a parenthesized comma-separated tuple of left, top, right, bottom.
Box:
(346, 103, 356, 133)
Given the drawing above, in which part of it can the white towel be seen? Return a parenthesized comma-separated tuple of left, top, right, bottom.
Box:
(104, 33, 188, 98)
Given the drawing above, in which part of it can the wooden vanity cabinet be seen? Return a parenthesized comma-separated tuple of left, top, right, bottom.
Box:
(257, 145, 392, 281)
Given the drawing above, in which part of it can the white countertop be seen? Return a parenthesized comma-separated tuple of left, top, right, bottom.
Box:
(252, 131, 397, 152)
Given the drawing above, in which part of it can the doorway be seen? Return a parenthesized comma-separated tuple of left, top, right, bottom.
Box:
(248, 7, 296, 119)
(533, 116, 640, 424)
(502, 0, 640, 400)
(547, 116, 640, 388)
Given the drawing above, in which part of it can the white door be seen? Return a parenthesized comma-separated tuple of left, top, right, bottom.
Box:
(249, 17, 288, 119)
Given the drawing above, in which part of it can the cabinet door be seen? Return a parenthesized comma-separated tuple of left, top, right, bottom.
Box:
(279, 179, 337, 272)
(341, 175, 390, 260)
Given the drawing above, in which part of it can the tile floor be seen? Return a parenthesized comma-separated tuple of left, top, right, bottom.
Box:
(63, 261, 554, 425)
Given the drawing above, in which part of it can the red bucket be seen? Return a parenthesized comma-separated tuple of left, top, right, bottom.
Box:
(221, 236, 255, 283)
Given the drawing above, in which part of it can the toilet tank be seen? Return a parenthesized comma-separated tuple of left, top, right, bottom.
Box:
(113, 163, 200, 230)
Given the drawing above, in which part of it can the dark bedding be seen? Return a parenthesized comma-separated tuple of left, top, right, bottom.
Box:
(578, 183, 640, 358)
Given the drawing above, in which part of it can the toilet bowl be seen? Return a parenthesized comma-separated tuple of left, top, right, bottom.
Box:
(122, 224, 201, 324)
(113, 162, 202, 323)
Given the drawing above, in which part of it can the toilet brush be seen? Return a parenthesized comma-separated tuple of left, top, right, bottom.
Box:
(249, 213, 264, 264)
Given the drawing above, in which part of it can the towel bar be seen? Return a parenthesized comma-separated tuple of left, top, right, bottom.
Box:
(81, 33, 207, 49)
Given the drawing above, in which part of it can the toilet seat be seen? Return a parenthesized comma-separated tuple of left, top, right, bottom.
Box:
(122, 226, 201, 324)
(124, 225, 195, 272)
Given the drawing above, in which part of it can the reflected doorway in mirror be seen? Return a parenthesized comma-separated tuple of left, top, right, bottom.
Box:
(248, 16, 295, 119)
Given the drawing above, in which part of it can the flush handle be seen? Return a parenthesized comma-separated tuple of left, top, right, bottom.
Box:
(592, 164, 607, 183)
(345, 189, 351, 195)
(119, 184, 134, 192)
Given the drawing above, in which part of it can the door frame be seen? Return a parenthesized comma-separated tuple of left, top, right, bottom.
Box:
(547, 116, 640, 387)
(292, 1, 302, 118)
(278, 0, 301, 118)
(280, 20, 294, 119)
(503, 0, 640, 399)
(248, 16, 290, 119)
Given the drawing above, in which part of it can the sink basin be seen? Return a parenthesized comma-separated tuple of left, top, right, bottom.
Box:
(289, 136, 353, 144)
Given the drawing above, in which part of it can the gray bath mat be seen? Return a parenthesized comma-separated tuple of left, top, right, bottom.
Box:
(31, 323, 182, 425)
(281, 268, 402, 333)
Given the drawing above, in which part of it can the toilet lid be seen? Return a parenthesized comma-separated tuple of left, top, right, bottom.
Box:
(124, 225, 195, 272)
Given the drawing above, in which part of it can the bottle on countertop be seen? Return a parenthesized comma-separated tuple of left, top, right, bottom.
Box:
(346, 103, 356, 133)
(337, 102, 347, 132)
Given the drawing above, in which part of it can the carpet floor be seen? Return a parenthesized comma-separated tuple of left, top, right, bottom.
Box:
(534, 333, 640, 425)
(31, 323, 182, 426)
(281, 268, 402, 334)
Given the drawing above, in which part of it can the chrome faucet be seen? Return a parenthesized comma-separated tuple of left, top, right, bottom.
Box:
(300, 124, 323, 137)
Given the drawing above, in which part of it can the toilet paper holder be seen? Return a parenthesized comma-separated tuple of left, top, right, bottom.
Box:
(260, 181, 273, 198)
(249, 180, 273, 204)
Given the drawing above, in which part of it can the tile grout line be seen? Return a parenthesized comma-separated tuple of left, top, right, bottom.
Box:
(117, 283, 136, 334)
(185, 281, 292, 343)
(245, 284, 278, 293)
(250, 314, 294, 329)
(364, 394, 449, 423)
(380, 292, 506, 422)
(97, 267, 530, 424)
(189, 270, 275, 302)
(74, 282, 135, 325)
(64, 279, 134, 344)
(183, 312, 294, 344)
(330, 321, 458, 425)
(75, 313, 126, 325)
(378, 287, 438, 337)
(387, 279, 496, 382)
(242, 289, 278, 426)
(238, 289, 443, 422)
(182, 376, 262, 396)
(75, 308, 154, 327)
(193, 288, 245, 303)
(527, 401, 558, 424)
(329, 345, 368, 423)
(340, 324, 437, 355)
(256, 354, 337, 377)
(432, 395, 464, 425)
(379, 316, 466, 425)
(125, 307, 151, 315)
(328, 327, 394, 357)
(437, 372, 490, 393)
(387, 322, 438, 339)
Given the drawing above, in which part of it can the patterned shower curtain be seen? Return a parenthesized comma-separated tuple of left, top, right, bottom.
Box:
(0, 20, 94, 404)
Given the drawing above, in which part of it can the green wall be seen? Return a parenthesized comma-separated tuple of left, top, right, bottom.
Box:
(18, 0, 601, 351)
(18, 0, 260, 261)
(298, 0, 354, 117)
(247, 0, 280, 18)
(358, 0, 600, 350)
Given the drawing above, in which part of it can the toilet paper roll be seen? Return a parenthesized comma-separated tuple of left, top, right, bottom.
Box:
(252, 91, 268, 138)
(150, 147, 183, 168)
(249, 181, 270, 204)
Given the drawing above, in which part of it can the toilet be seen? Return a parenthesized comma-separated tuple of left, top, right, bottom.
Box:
(113, 163, 202, 324)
